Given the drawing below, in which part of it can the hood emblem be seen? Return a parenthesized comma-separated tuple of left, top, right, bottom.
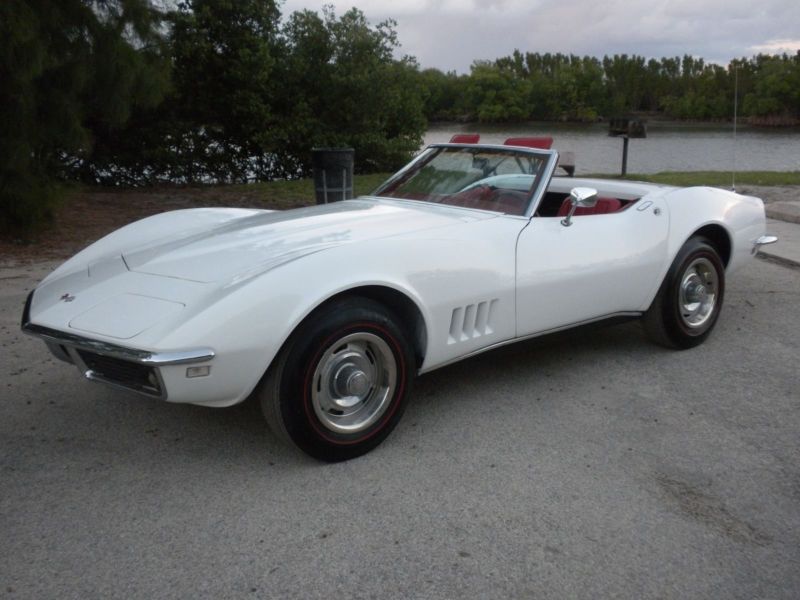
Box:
(60, 293, 76, 303)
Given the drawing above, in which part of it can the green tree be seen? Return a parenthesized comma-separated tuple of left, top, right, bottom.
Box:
(0, 0, 169, 229)
(85, 0, 282, 184)
(536, 53, 603, 120)
(274, 7, 425, 174)
(79, 3, 425, 184)
(602, 54, 648, 113)
(168, 0, 281, 182)
(464, 61, 532, 122)
(743, 53, 800, 120)
(418, 68, 468, 121)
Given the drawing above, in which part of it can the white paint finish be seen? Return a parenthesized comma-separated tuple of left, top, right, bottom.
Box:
(32, 268, 210, 343)
(68, 294, 185, 339)
(516, 196, 669, 334)
(546, 176, 671, 200)
(40, 208, 263, 287)
(179, 215, 523, 381)
(29, 205, 522, 406)
(26, 156, 769, 408)
(123, 200, 493, 283)
(660, 186, 767, 273)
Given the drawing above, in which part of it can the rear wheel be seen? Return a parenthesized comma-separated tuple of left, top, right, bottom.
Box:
(643, 237, 725, 349)
(259, 297, 414, 462)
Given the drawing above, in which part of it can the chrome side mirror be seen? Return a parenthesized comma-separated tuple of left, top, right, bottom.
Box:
(561, 187, 598, 227)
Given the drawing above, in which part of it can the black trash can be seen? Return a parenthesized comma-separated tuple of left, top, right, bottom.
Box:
(311, 148, 354, 204)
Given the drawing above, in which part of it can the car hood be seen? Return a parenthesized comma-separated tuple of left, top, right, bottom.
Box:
(122, 198, 496, 283)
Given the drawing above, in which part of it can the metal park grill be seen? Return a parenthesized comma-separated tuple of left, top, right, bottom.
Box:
(312, 148, 355, 204)
(609, 117, 647, 176)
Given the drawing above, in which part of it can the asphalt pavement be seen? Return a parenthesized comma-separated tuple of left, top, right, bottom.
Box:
(2, 240, 799, 599)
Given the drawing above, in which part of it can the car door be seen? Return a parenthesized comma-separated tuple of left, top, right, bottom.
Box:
(515, 198, 669, 337)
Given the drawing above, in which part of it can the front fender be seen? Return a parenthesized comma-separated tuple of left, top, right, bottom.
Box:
(155, 218, 521, 404)
(149, 245, 434, 407)
(663, 186, 765, 272)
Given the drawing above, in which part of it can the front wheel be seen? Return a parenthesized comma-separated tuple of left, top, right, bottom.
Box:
(259, 297, 415, 462)
(642, 237, 725, 349)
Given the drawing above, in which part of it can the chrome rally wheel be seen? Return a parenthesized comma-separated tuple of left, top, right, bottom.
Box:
(259, 297, 414, 462)
(678, 257, 719, 331)
(643, 236, 725, 349)
(310, 332, 397, 435)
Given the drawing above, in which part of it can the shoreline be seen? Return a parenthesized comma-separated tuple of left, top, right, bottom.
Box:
(427, 118, 800, 130)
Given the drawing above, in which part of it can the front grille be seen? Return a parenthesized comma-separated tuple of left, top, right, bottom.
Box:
(77, 350, 163, 397)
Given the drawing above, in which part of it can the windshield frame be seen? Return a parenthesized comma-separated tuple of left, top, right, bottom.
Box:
(371, 144, 559, 219)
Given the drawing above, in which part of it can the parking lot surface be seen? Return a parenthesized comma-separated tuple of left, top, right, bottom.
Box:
(1, 258, 798, 599)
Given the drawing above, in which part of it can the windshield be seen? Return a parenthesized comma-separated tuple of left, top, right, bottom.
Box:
(372, 145, 549, 216)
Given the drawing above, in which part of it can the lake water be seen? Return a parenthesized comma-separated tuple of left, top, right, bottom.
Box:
(424, 122, 800, 175)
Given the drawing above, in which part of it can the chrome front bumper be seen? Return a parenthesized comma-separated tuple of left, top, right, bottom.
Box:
(21, 291, 215, 399)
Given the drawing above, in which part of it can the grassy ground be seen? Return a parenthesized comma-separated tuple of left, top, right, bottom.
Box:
(0, 174, 392, 263)
(2, 170, 796, 264)
(587, 171, 800, 186)
(239, 173, 390, 206)
(241, 171, 800, 207)
(248, 171, 800, 202)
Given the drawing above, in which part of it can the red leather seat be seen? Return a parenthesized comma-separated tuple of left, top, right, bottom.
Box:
(503, 136, 553, 149)
(450, 134, 480, 144)
(442, 187, 490, 210)
(490, 190, 528, 215)
(443, 188, 527, 215)
(556, 196, 622, 217)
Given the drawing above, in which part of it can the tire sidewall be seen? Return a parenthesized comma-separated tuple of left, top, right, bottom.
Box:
(277, 299, 414, 461)
(663, 238, 725, 347)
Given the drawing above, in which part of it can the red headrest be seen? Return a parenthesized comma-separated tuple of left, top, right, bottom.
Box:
(504, 136, 553, 149)
(450, 134, 480, 144)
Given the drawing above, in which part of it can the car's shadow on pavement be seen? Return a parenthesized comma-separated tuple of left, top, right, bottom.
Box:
(8, 317, 656, 469)
(413, 317, 651, 403)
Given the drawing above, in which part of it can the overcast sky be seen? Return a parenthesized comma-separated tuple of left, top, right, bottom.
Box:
(279, 0, 800, 72)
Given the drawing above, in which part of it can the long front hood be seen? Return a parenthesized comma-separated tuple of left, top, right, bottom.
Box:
(27, 198, 495, 345)
(123, 199, 494, 283)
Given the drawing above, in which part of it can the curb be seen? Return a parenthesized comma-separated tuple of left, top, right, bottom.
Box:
(765, 203, 800, 225)
(756, 251, 800, 270)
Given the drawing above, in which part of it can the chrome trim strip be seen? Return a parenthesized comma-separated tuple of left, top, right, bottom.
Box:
(525, 151, 560, 219)
(372, 144, 558, 219)
(22, 322, 215, 366)
(437, 144, 560, 219)
(418, 311, 642, 375)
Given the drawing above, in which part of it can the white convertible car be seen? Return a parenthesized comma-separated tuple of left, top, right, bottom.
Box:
(23, 143, 777, 461)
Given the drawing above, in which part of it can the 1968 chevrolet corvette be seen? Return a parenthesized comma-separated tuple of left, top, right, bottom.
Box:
(22, 143, 777, 461)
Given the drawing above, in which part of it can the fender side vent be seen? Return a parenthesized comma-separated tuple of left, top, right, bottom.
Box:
(448, 299, 498, 344)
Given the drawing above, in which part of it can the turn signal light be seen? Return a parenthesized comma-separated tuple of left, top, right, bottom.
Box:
(186, 366, 211, 378)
